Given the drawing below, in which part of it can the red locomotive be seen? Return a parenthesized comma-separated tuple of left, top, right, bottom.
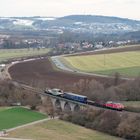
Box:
(87, 100, 124, 111)
(104, 101, 124, 111)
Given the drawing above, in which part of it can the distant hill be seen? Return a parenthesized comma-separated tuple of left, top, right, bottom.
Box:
(59, 15, 140, 24)
(0, 15, 140, 34)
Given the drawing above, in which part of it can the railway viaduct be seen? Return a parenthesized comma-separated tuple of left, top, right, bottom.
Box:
(41, 93, 87, 112)
(11, 81, 87, 112)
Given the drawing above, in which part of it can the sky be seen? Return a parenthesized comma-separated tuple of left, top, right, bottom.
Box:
(0, 0, 140, 20)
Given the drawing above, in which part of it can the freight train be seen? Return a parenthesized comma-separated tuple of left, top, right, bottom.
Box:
(45, 88, 124, 111)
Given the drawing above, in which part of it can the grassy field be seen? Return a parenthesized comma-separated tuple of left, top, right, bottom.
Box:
(8, 120, 123, 140)
(0, 48, 49, 63)
(64, 51, 140, 76)
(123, 101, 140, 108)
(123, 101, 140, 113)
(0, 107, 46, 131)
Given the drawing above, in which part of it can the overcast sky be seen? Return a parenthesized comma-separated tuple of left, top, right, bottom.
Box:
(0, 0, 139, 20)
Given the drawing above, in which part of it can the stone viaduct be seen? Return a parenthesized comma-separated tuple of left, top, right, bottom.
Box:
(41, 93, 86, 112)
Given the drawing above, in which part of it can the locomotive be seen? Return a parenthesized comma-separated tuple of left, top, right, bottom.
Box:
(45, 88, 124, 111)
(104, 101, 124, 111)
(87, 100, 124, 111)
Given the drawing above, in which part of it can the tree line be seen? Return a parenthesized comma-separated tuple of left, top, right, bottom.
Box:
(60, 108, 140, 140)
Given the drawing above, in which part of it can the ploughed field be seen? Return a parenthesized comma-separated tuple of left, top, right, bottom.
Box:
(63, 51, 140, 77)
(0, 48, 49, 63)
(8, 120, 124, 140)
(0, 107, 46, 131)
(9, 58, 118, 91)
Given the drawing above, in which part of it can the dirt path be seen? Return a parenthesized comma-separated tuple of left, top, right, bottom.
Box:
(0, 64, 13, 80)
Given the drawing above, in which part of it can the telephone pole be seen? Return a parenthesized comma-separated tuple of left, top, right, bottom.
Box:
(104, 54, 106, 66)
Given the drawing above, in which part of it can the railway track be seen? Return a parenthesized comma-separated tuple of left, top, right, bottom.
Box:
(11, 80, 140, 115)
(12, 80, 43, 94)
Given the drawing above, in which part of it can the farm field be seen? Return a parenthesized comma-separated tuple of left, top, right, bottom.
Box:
(0, 107, 46, 131)
(9, 58, 116, 93)
(0, 48, 49, 63)
(63, 51, 140, 76)
(8, 120, 124, 140)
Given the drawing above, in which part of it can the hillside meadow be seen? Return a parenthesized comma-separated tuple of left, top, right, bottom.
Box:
(8, 120, 124, 140)
(63, 51, 140, 76)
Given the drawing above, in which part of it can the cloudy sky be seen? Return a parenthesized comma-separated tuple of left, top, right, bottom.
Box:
(0, 0, 139, 20)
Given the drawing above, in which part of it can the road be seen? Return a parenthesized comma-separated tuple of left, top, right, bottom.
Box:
(51, 56, 74, 72)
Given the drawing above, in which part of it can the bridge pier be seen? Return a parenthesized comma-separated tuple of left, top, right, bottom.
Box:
(51, 98, 57, 108)
(69, 102, 79, 112)
(60, 100, 66, 111)
(40, 94, 48, 105)
(50, 98, 80, 112)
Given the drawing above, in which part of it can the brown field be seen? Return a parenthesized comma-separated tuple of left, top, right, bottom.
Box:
(9, 58, 118, 92)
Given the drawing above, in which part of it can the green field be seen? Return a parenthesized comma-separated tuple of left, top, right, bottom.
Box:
(64, 51, 140, 76)
(0, 107, 46, 130)
(8, 120, 123, 140)
(123, 101, 140, 108)
(0, 48, 49, 63)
